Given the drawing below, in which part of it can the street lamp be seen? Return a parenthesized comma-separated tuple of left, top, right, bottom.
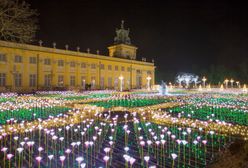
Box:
(202, 76, 207, 88)
(119, 75, 124, 92)
(146, 76, 151, 91)
(224, 79, 229, 88)
(236, 81, 240, 88)
(230, 79, 234, 88)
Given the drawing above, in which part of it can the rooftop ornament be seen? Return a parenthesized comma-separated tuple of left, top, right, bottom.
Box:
(114, 20, 131, 45)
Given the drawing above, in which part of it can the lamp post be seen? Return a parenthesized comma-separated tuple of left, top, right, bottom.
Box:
(224, 79, 229, 88)
(236, 81, 240, 88)
(230, 79, 234, 88)
(202, 76, 207, 88)
(146, 76, 151, 91)
(119, 75, 124, 92)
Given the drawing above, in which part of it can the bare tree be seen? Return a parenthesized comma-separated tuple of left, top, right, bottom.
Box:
(0, 0, 38, 43)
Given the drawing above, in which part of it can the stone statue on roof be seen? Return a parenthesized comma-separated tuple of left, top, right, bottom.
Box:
(114, 20, 131, 45)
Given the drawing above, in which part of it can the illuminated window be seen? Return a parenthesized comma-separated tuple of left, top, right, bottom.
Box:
(14, 73, 22, 87)
(15, 55, 22, 63)
(58, 60, 64, 67)
(81, 63, 86, 68)
(44, 74, 51, 87)
(0, 73, 6, 87)
(44, 58, 51, 65)
(91, 64, 96, 69)
(108, 65, 112, 70)
(121, 66, 125, 71)
(108, 77, 112, 88)
(100, 77, 104, 89)
(91, 77, 96, 89)
(58, 75, 64, 86)
(29, 74, 36, 87)
(70, 76, 76, 86)
(115, 66, 118, 71)
(29, 57, 37, 64)
(0, 54, 7, 62)
(70, 62, 76, 67)
(100, 64, 104, 69)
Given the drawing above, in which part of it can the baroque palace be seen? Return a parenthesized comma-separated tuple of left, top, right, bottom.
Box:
(0, 21, 155, 92)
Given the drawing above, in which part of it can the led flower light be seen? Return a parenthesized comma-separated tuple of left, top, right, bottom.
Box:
(202, 140, 207, 145)
(48, 155, 54, 160)
(36, 156, 42, 162)
(38, 146, 44, 152)
(147, 140, 152, 146)
(140, 141, 145, 146)
(144, 156, 150, 162)
(1, 147, 8, 152)
(103, 155, 110, 167)
(65, 148, 71, 154)
(60, 155, 66, 166)
(17, 147, 24, 153)
(123, 154, 130, 162)
(80, 163, 86, 168)
(7, 153, 14, 160)
(124, 146, 129, 152)
(104, 147, 111, 154)
(76, 156, 84, 164)
(129, 157, 136, 167)
(171, 153, 177, 160)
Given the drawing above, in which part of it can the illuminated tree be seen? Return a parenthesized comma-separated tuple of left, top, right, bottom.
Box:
(0, 0, 38, 43)
(176, 73, 199, 88)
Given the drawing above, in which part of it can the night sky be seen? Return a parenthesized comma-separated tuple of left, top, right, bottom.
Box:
(27, 0, 248, 82)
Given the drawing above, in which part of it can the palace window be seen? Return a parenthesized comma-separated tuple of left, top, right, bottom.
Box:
(44, 58, 51, 65)
(100, 64, 104, 70)
(70, 62, 76, 67)
(81, 63, 86, 68)
(115, 66, 118, 71)
(29, 74, 36, 87)
(58, 75, 64, 86)
(91, 63, 96, 69)
(0, 73, 6, 87)
(58, 60, 64, 67)
(127, 67, 131, 72)
(14, 73, 22, 87)
(15, 55, 22, 63)
(114, 77, 118, 88)
(29, 57, 37, 64)
(108, 65, 112, 70)
(91, 77, 96, 88)
(108, 77, 112, 88)
(0, 54, 7, 62)
(70, 76, 76, 86)
(44, 74, 51, 87)
(121, 66, 125, 71)
(100, 77, 104, 89)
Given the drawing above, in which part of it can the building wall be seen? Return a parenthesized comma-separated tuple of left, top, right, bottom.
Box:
(0, 40, 155, 92)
